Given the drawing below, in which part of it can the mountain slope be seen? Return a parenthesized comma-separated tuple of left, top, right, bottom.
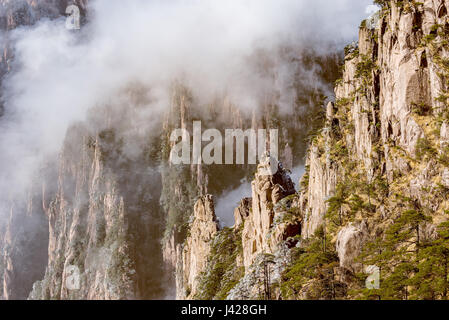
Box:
(176, 0, 449, 300)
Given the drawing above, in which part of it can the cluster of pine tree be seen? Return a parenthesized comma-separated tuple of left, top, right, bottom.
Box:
(281, 227, 347, 299)
(354, 202, 449, 300)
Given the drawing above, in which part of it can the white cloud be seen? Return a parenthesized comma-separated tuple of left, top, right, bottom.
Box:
(365, 4, 381, 16)
(0, 0, 372, 215)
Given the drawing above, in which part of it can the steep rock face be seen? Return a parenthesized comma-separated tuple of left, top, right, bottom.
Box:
(2, 0, 448, 301)
(227, 244, 291, 300)
(241, 161, 296, 269)
(176, 162, 299, 299)
(176, 195, 219, 300)
(1, 196, 48, 300)
(182, 0, 449, 300)
(28, 116, 167, 300)
(335, 222, 368, 272)
(159, 84, 307, 293)
(301, 103, 339, 238)
(234, 198, 251, 229)
(160, 50, 341, 282)
(303, 0, 449, 240)
(0, 0, 91, 299)
(29, 128, 136, 300)
(291, 0, 449, 299)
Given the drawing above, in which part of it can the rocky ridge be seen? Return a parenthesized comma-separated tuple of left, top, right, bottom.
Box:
(175, 0, 449, 300)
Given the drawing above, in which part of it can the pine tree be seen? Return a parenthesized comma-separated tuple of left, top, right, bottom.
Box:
(326, 183, 348, 231)
(357, 208, 431, 300)
(281, 227, 345, 299)
(411, 222, 449, 300)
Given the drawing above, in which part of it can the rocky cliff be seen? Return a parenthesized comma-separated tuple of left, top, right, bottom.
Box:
(176, 195, 219, 299)
(0, 0, 91, 300)
(176, 160, 301, 300)
(1, 0, 448, 301)
(176, 0, 449, 300)
(303, 0, 449, 273)
(28, 126, 137, 299)
(26, 107, 168, 299)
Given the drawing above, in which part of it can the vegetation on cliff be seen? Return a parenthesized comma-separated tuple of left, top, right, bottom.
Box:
(279, 0, 449, 300)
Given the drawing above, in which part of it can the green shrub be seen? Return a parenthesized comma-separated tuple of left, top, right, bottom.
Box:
(195, 228, 244, 300)
(415, 137, 437, 160)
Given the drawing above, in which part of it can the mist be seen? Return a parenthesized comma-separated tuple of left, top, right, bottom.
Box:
(216, 181, 252, 228)
(0, 0, 374, 212)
